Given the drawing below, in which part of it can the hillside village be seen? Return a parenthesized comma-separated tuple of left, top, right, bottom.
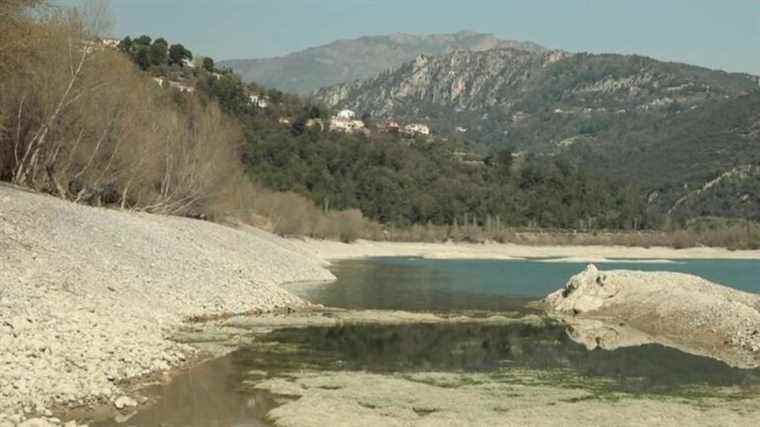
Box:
(97, 37, 437, 140)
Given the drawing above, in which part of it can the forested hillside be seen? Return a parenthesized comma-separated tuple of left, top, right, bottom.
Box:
(314, 48, 760, 220)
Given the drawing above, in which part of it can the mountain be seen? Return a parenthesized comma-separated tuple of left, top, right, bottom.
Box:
(219, 31, 544, 94)
(313, 48, 760, 217)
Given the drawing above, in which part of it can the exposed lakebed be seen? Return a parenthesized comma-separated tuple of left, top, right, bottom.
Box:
(92, 258, 760, 426)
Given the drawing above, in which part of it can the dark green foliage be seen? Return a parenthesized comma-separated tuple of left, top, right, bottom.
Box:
(242, 127, 646, 229)
(202, 56, 215, 73)
(119, 34, 192, 71)
(199, 72, 252, 116)
(168, 43, 192, 66)
(148, 38, 168, 67)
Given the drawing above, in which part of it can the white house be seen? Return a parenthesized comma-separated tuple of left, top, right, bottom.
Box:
(249, 94, 269, 108)
(168, 81, 194, 93)
(336, 109, 356, 120)
(402, 123, 431, 136)
(330, 117, 365, 133)
(100, 38, 120, 48)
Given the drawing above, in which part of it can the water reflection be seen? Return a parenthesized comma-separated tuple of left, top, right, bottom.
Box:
(92, 321, 760, 426)
(250, 322, 760, 393)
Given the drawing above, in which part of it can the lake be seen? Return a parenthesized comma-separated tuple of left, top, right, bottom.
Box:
(289, 257, 760, 312)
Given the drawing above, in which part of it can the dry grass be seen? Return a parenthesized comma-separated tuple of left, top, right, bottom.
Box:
(248, 188, 377, 242)
(0, 1, 254, 220)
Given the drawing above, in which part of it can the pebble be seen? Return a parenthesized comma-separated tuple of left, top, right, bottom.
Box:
(113, 396, 138, 410)
(3, 186, 335, 419)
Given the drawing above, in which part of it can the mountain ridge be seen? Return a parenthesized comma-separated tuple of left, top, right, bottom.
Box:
(220, 31, 545, 94)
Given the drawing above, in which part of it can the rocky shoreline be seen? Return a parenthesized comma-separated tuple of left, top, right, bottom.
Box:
(0, 185, 334, 425)
(3, 184, 760, 426)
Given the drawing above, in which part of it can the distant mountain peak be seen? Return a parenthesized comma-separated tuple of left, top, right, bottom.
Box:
(219, 31, 544, 94)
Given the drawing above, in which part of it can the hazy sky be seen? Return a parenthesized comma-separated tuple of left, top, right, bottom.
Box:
(71, 0, 760, 74)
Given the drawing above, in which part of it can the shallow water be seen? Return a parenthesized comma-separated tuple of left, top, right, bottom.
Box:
(93, 321, 760, 426)
(290, 257, 760, 312)
(93, 257, 760, 426)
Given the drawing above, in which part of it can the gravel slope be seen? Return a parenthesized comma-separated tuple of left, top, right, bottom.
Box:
(0, 184, 334, 419)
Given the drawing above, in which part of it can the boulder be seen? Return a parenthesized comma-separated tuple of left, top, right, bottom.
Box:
(545, 265, 760, 368)
(113, 396, 138, 410)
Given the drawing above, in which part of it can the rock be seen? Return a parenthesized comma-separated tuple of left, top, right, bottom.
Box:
(113, 396, 138, 410)
(545, 265, 760, 368)
(545, 264, 614, 314)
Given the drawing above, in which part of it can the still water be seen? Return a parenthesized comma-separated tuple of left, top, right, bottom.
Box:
(92, 321, 760, 427)
(290, 257, 760, 312)
(92, 257, 760, 426)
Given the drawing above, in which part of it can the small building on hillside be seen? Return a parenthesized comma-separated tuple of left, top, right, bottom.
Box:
(330, 117, 365, 133)
(100, 38, 120, 48)
(249, 94, 269, 108)
(402, 123, 431, 137)
(168, 81, 194, 93)
(336, 109, 356, 120)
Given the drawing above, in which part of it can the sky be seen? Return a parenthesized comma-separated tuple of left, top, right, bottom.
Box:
(64, 0, 760, 74)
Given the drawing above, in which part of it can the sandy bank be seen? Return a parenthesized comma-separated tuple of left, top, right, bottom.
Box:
(0, 185, 334, 420)
(289, 238, 760, 262)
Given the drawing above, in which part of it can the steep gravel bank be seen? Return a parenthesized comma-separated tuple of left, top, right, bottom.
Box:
(0, 185, 335, 420)
(545, 265, 760, 368)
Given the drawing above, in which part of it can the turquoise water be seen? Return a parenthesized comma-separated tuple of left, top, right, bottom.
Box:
(293, 257, 760, 312)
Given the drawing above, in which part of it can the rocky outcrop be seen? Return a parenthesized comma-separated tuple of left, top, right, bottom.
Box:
(545, 265, 760, 368)
(221, 31, 544, 94)
(313, 49, 755, 121)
